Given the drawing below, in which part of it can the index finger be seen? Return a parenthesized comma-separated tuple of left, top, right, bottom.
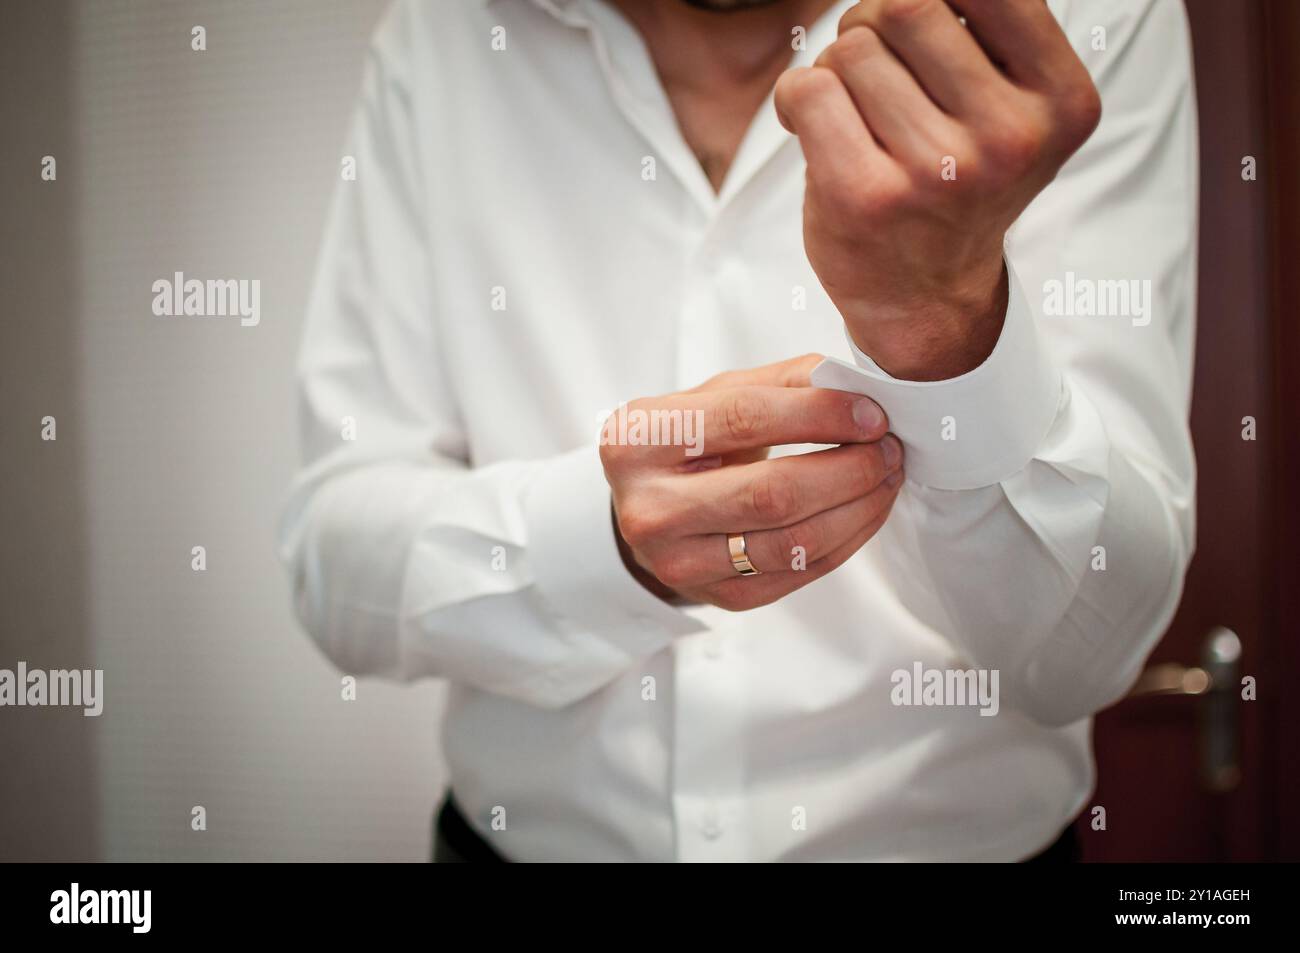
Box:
(603, 385, 888, 470)
(687, 353, 825, 394)
(679, 384, 888, 460)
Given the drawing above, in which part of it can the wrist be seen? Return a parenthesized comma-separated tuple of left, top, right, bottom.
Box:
(845, 259, 1008, 382)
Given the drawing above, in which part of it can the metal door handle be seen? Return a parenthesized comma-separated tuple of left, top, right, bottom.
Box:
(1129, 662, 1211, 696)
(1127, 627, 1241, 792)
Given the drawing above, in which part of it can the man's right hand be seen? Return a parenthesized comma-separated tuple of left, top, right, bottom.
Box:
(600, 354, 904, 612)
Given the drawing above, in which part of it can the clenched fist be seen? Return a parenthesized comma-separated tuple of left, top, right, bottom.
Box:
(774, 0, 1102, 381)
(602, 354, 903, 612)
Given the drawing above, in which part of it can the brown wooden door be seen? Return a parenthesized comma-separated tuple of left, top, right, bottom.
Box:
(1079, 0, 1299, 863)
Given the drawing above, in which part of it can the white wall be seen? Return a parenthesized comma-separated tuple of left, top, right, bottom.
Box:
(73, 0, 446, 860)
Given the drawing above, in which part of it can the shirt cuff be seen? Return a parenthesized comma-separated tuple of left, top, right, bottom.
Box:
(808, 258, 1063, 491)
(523, 443, 706, 658)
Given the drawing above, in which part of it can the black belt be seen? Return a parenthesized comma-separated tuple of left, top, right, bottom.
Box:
(434, 795, 509, 863)
(433, 794, 1078, 863)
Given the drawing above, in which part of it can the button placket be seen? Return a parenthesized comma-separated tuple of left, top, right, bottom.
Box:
(672, 619, 749, 861)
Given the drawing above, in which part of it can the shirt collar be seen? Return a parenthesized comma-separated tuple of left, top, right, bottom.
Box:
(484, 0, 592, 30)
(480, 0, 583, 15)
(481, 0, 849, 43)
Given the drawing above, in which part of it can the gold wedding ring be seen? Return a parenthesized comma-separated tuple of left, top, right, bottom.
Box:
(727, 533, 761, 576)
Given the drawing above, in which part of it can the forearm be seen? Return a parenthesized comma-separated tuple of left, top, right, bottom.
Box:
(279, 446, 703, 709)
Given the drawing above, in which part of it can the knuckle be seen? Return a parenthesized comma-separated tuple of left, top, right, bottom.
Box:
(959, 152, 989, 187)
(826, 25, 884, 71)
(779, 520, 822, 564)
(598, 435, 626, 470)
(984, 117, 1045, 174)
(693, 371, 730, 393)
(617, 504, 662, 548)
(856, 167, 916, 217)
(776, 65, 839, 116)
(722, 392, 769, 444)
(933, 138, 979, 186)
(599, 400, 645, 466)
(873, 0, 935, 30)
(650, 553, 692, 589)
(776, 352, 824, 386)
(836, 4, 863, 33)
(842, 178, 903, 220)
(750, 470, 800, 524)
(1060, 83, 1103, 144)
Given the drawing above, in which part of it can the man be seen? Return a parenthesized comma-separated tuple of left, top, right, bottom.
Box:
(279, 0, 1196, 861)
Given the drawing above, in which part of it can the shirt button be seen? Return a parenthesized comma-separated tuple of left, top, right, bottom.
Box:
(702, 638, 723, 660)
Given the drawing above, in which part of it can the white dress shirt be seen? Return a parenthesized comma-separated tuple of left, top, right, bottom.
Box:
(279, 0, 1197, 861)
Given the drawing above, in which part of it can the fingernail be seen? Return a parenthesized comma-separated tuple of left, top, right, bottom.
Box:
(881, 434, 902, 470)
(853, 398, 885, 434)
(886, 469, 903, 489)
